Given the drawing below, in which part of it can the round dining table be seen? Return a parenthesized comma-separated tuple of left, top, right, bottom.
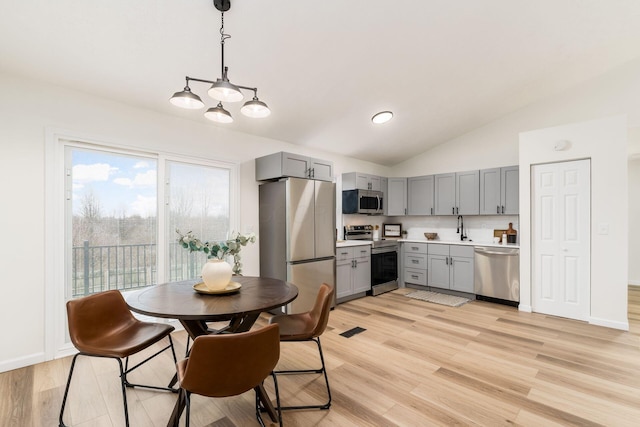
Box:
(126, 276, 298, 426)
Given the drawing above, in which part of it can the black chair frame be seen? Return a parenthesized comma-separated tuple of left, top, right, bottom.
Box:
(59, 335, 178, 427)
(273, 336, 331, 411)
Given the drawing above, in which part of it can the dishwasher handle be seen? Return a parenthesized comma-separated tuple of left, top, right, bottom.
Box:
(474, 246, 519, 256)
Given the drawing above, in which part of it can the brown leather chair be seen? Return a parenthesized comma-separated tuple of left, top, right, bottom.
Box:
(268, 283, 334, 410)
(175, 324, 282, 427)
(59, 290, 177, 427)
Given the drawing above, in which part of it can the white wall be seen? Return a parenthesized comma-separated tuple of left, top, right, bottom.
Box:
(519, 116, 628, 330)
(391, 57, 640, 330)
(0, 71, 388, 372)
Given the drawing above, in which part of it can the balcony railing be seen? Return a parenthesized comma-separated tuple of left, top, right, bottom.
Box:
(71, 241, 207, 297)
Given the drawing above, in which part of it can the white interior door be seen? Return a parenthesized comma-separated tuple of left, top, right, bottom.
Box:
(532, 159, 590, 320)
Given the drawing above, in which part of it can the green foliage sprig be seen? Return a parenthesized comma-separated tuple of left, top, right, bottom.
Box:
(176, 229, 256, 274)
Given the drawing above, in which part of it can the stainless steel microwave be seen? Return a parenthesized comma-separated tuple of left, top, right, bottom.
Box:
(342, 189, 384, 214)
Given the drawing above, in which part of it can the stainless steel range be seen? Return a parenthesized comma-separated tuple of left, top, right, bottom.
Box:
(344, 225, 399, 296)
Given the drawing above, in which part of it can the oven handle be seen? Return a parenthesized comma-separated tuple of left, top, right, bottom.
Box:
(371, 247, 398, 255)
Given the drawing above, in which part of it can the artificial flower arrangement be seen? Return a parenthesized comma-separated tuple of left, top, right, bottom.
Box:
(176, 229, 256, 275)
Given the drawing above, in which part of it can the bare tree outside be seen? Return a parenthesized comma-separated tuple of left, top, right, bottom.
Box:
(67, 147, 233, 296)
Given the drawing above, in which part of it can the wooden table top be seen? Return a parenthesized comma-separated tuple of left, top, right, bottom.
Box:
(126, 276, 298, 322)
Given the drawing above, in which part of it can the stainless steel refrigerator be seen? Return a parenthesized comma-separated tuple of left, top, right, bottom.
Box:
(259, 177, 336, 314)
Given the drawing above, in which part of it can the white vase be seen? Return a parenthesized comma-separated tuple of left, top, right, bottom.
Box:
(201, 259, 232, 291)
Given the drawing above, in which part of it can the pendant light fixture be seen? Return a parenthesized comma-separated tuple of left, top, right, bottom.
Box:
(169, 0, 270, 123)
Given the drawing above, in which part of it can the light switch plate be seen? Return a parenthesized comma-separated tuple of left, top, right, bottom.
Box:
(598, 223, 609, 235)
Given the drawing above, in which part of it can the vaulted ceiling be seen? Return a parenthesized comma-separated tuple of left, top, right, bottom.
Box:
(2, 0, 640, 165)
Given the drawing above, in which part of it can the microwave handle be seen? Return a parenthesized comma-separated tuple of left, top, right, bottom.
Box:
(376, 195, 382, 212)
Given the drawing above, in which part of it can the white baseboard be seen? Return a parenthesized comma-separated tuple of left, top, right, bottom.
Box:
(518, 304, 532, 312)
(589, 316, 629, 331)
(629, 281, 640, 287)
(0, 352, 46, 373)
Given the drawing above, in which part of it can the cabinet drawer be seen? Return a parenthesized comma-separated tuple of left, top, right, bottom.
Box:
(336, 247, 353, 261)
(405, 242, 428, 254)
(353, 245, 371, 260)
(450, 245, 474, 258)
(404, 253, 427, 269)
(428, 243, 449, 256)
(404, 268, 427, 286)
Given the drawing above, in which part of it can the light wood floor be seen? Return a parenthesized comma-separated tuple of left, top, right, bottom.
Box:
(2, 286, 640, 426)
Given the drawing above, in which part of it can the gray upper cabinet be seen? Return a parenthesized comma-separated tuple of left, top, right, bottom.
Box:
(407, 175, 435, 215)
(434, 173, 456, 215)
(342, 172, 381, 191)
(386, 177, 407, 216)
(456, 170, 480, 215)
(435, 171, 479, 215)
(255, 152, 334, 181)
(480, 166, 519, 215)
(501, 166, 519, 214)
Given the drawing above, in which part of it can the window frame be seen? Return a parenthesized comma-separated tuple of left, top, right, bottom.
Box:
(45, 129, 240, 360)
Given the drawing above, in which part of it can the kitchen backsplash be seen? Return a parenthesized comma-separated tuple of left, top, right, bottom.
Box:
(341, 214, 519, 243)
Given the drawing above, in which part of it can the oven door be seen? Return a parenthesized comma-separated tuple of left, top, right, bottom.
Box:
(371, 248, 398, 287)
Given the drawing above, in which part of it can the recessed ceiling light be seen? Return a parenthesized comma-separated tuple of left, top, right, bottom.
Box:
(372, 111, 393, 124)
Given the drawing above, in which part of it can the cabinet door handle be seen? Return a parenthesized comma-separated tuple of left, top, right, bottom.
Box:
(412, 259, 419, 264)
(341, 251, 349, 255)
(502, 205, 505, 214)
(445, 257, 449, 265)
(412, 247, 419, 251)
(431, 207, 433, 215)
(497, 205, 500, 214)
(411, 275, 419, 279)
(452, 207, 455, 214)
(456, 207, 459, 214)
(404, 208, 407, 215)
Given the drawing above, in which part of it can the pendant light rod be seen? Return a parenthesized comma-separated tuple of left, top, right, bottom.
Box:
(184, 76, 257, 93)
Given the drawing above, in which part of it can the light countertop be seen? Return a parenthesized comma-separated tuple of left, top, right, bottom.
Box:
(336, 240, 374, 248)
(400, 238, 519, 249)
(337, 239, 519, 249)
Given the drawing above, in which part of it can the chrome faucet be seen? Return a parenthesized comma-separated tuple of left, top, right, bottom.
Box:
(457, 215, 467, 241)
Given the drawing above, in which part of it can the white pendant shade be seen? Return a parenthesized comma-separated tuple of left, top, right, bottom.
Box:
(241, 99, 271, 118)
(208, 79, 244, 102)
(169, 88, 205, 109)
(204, 103, 233, 123)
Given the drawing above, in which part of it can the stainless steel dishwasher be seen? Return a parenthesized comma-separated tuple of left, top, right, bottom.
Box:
(474, 246, 520, 305)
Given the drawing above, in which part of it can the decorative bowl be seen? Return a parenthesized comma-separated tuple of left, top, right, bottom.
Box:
(424, 232, 438, 240)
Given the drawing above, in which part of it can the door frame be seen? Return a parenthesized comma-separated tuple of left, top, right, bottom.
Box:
(530, 159, 591, 320)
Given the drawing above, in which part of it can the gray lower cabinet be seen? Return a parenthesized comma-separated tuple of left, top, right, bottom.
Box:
(336, 245, 371, 301)
(403, 242, 428, 286)
(427, 244, 474, 293)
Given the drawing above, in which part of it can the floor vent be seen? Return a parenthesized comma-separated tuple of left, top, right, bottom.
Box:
(340, 326, 366, 338)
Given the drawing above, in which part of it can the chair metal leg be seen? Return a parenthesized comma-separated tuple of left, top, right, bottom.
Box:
(273, 337, 332, 411)
(256, 376, 283, 427)
(185, 391, 191, 427)
(255, 390, 266, 427)
(121, 335, 179, 393)
(58, 353, 80, 427)
(116, 358, 131, 427)
(271, 372, 283, 427)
